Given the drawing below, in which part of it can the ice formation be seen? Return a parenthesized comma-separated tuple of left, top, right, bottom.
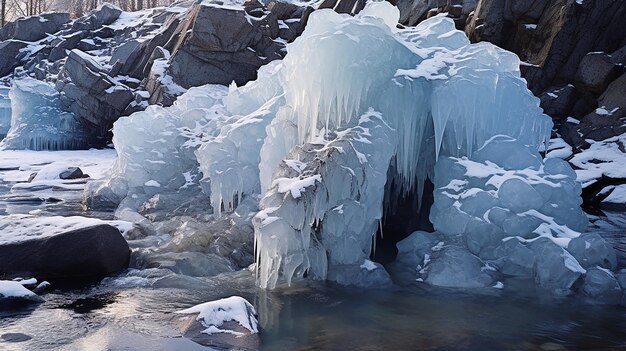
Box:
(0, 86, 11, 139)
(104, 2, 603, 291)
(0, 78, 90, 150)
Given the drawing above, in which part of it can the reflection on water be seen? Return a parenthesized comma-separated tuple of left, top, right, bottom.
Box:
(0, 179, 625, 350)
(1, 266, 626, 351)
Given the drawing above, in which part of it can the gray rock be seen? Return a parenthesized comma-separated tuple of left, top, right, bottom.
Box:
(0, 13, 70, 42)
(529, 238, 583, 292)
(59, 49, 134, 138)
(539, 85, 577, 119)
(0, 40, 28, 77)
(395, 230, 443, 269)
(71, 3, 122, 31)
(319, 0, 365, 15)
(424, 246, 495, 288)
(59, 167, 84, 180)
(49, 31, 89, 62)
(0, 224, 130, 279)
(567, 233, 617, 270)
(575, 52, 622, 94)
(167, 2, 285, 87)
(492, 238, 535, 277)
(598, 73, 626, 117)
(327, 262, 393, 288)
(582, 267, 622, 304)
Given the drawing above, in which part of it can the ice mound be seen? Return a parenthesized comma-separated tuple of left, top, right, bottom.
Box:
(103, 2, 599, 292)
(0, 78, 90, 150)
(430, 136, 588, 256)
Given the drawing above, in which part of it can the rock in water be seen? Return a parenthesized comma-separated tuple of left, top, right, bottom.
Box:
(581, 267, 622, 304)
(0, 280, 44, 304)
(176, 296, 260, 350)
(0, 218, 130, 279)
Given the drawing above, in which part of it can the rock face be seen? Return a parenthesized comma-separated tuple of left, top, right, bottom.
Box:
(0, 13, 70, 42)
(0, 224, 130, 279)
(166, 2, 285, 88)
(0, 41, 28, 77)
(56, 49, 134, 139)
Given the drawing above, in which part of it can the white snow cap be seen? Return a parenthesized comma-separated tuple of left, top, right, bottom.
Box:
(176, 296, 258, 335)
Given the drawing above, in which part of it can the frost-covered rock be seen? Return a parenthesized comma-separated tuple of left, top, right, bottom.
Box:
(581, 267, 622, 304)
(567, 233, 617, 270)
(0, 78, 90, 150)
(327, 261, 393, 288)
(423, 246, 495, 288)
(395, 231, 444, 270)
(176, 296, 260, 350)
(491, 238, 535, 278)
(529, 238, 584, 293)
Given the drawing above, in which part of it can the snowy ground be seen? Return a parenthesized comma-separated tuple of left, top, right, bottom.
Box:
(0, 149, 117, 183)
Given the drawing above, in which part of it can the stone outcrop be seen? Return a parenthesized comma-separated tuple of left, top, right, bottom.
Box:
(0, 13, 70, 42)
(0, 224, 130, 279)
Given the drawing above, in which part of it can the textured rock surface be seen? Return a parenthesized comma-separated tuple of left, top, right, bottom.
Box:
(0, 224, 130, 279)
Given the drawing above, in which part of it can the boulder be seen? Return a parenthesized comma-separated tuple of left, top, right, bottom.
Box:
(581, 267, 622, 304)
(167, 2, 285, 87)
(71, 3, 122, 31)
(492, 238, 535, 277)
(575, 52, 622, 94)
(58, 49, 134, 138)
(0, 40, 28, 77)
(598, 73, 626, 117)
(319, 0, 366, 15)
(327, 261, 393, 288)
(424, 246, 495, 288)
(177, 296, 260, 350)
(539, 85, 577, 119)
(529, 238, 584, 292)
(0, 13, 70, 42)
(59, 167, 84, 180)
(0, 224, 130, 279)
(567, 233, 617, 270)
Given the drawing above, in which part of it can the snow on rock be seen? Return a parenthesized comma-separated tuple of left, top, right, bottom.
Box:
(0, 78, 90, 151)
(570, 136, 626, 187)
(0, 280, 44, 303)
(176, 296, 258, 335)
(0, 214, 134, 245)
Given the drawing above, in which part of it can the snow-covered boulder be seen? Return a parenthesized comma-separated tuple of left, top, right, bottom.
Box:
(0, 215, 131, 279)
(567, 233, 617, 270)
(529, 238, 584, 293)
(581, 267, 622, 304)
(176, 296, 260, 350)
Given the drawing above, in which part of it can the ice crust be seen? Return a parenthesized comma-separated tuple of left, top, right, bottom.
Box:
(105, 2, 601, 291)
(0, 78, 90, 150)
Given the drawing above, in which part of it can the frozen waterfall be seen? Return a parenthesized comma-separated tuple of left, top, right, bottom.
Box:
(104, 1, 598, 291)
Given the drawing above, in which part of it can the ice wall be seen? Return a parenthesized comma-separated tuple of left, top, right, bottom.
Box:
(0, 78, 89, 150)
(0, 86, 11, 139)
